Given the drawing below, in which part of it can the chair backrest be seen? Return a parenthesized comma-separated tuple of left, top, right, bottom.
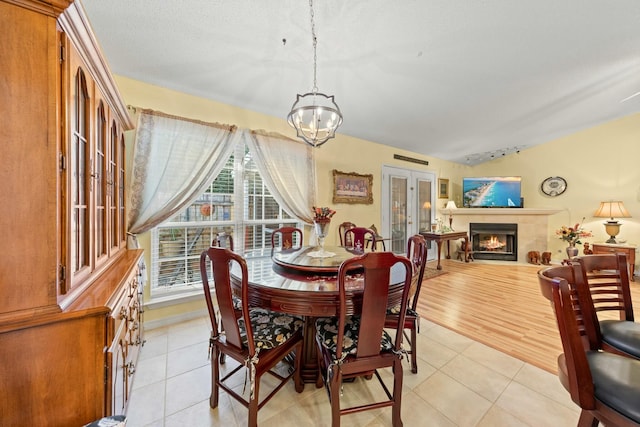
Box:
(271, 227, 303, 249)
(576, 253, 634, 322)
(211, 232, 234, 251)
(407, 234, 428, 310)
(200, 247, 256, 354)
(537, 270, 597, 409)
(335, 252, 413, 360)
(344, 227, 376, 251)
(538, 264, 597, 351)
(338, 221, 356, 246)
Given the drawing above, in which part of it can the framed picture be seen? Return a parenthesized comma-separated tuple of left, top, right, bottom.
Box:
(332, 170, 373, 204)
(438, 178, 449, 199)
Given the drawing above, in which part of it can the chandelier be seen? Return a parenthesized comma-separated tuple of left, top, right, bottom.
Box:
(287, 0, 343, 147)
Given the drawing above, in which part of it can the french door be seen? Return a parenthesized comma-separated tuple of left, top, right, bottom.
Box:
(381, 166, 436, 258)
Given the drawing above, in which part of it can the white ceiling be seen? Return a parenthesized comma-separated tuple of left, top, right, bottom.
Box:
(79, 0, 640, 165)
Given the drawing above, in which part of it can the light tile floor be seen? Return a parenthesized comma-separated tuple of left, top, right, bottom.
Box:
(126, 316, 580, 426)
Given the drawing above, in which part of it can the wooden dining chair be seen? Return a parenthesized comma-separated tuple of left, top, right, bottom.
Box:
(315, 252, 413, 427)
(343, 226, 377, 252)
(366, 223, 390, 251)
(385, 234, 428, 373)
(211, 232, 234, 251)
(338, 221, 356, 246)
(211, 230, 241, 334)
(537, 266, 640, 427)
(270, 226, 303, 250)
(200, 247, 305, 427)
(575, 253, 640, 359)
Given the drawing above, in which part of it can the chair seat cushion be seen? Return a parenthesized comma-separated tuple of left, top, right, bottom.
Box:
(600, 320, 640, 358)
(238, 308, 303, 350)
(386, 305, 419, 317)
(232, 295, 242, 310)
(315, 315, 393, 356)
(587, 351, 640, 423)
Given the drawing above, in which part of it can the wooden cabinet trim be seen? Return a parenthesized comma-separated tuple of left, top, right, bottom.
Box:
(58, 2, 134, 130)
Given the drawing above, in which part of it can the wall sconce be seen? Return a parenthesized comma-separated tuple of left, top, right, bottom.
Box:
(593, 200, 631, 243)
(443, 201, 458, 230)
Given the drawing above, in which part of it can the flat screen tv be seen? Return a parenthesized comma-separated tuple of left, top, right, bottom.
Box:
(462, 176, 522, 208)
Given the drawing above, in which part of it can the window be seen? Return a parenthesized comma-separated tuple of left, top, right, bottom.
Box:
(150, 142, 301, 296)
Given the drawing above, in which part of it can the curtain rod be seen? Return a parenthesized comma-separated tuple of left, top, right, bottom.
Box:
(128, 105, 237, 132)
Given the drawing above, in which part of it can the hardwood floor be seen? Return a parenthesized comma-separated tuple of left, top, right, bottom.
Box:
(415, 258, 640, 374)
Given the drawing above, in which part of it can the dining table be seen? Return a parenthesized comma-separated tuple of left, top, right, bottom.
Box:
(230, 245, 416, 383)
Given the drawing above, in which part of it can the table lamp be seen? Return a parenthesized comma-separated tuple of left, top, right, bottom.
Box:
(443, 201, 457, 230)
(593, 200, 631, 243)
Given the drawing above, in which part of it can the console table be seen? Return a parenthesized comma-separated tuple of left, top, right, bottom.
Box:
(420, 231, 470, 270)
(591, 242, 636, 281)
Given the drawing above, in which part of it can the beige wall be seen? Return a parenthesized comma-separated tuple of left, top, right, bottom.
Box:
(116, 75, 640, 325)
(471, 114, 640, 259)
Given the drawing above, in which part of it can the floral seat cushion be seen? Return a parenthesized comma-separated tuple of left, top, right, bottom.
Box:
(232, 295, 242, 310)
(238, 308, 303, 350)
(315, 315, 393, 356)
(386, 305, 419, 317)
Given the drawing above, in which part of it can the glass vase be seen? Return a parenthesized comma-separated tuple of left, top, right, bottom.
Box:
(313, 219, 331, 254)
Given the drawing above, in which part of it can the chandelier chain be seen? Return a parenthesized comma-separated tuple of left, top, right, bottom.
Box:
(287, 0, 342, 147)
(309, 0, 318, 93)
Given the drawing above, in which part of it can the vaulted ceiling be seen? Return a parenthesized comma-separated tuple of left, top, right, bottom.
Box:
(80, 0, 640, 164)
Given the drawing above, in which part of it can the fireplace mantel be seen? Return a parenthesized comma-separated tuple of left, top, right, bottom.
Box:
(442, 208, 561, 216)
(443, 208, 561, 263)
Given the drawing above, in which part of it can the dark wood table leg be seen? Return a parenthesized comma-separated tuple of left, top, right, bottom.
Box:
(464, 236, 470, 263)
(445, 241, 452, 259)
(435, 241, 444, 270)
(301, 316, 319, 384)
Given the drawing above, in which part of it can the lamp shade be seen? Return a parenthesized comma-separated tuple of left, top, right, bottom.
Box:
(444, 201, 457, 210)
(594, 201, 631, 221)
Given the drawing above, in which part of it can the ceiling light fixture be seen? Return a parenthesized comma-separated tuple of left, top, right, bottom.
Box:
(287, 0, 342, 147)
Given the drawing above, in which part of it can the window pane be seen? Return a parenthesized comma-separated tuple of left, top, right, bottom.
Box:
(150, 145, 300, 295)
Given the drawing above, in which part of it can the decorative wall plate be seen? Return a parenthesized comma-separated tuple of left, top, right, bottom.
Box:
(541, 176, 567, 197)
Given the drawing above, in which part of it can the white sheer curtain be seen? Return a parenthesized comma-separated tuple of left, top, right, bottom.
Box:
(245, 129, 317, 224)
(127, 109, 239, 245)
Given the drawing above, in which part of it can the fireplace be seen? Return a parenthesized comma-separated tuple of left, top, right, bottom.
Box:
(469, 223, 518, 261)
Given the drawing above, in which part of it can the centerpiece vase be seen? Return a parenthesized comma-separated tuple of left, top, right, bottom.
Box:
(313, 218, 331, 254)
(566, 242, 579, 258)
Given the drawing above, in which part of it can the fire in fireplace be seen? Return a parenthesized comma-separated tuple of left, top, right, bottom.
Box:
(469, 223, 518, 261)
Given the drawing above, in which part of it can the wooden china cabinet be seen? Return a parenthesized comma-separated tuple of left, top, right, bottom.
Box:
(0, 1, 143, 426)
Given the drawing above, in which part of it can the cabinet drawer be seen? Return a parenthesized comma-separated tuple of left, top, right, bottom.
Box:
(592, 245, 632, 255)
(106, 319, 128, 416)
(105, 261, 144, 416)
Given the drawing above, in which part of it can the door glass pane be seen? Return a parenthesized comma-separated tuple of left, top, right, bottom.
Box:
(417, 179, 432, 232)
(390, 176, 407, 253)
